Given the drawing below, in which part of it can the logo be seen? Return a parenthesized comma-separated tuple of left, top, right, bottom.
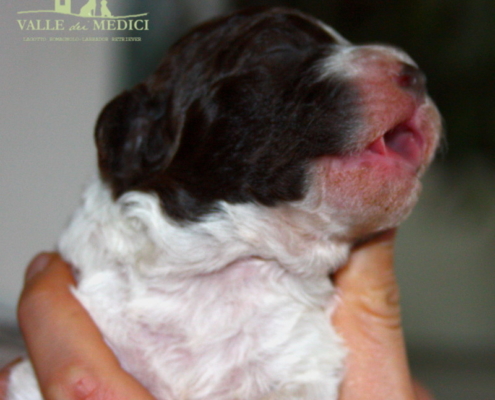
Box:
(18, 0, 150, 42)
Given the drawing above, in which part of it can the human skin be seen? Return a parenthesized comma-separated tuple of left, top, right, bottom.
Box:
(0, 231, 434, 400)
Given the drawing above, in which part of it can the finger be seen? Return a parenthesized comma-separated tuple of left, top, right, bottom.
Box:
(333, 230, 417, 400)
(413, 380, 436, 400)
(18, 253, 155, 400)
(0, 367, 9, 400)
(0, 359, 22, 400)
(334, 229, 401, 332)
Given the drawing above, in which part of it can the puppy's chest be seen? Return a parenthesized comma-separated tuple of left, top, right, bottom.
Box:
(74, 258, 340, 399)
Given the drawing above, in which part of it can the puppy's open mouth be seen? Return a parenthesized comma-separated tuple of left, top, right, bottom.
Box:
(366, 121, 424, 171)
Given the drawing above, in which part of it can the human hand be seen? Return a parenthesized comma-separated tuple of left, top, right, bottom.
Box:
(332, 230, 434, 400)
(0, 253, 155, 400)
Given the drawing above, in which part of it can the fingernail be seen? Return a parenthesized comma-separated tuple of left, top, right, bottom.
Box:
(354, 228, 397, 251)
(25, 253, 53, 282)
(0, 357, 23, 372)
(376, 228, 397, 242)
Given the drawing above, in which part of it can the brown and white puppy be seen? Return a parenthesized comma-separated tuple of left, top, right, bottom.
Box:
(7, 7, 441, 400)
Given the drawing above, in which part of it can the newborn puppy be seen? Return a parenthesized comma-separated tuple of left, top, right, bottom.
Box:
(7, 7, 441, 400)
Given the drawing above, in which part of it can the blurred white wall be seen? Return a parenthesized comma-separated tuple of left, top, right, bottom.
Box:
(0, 2, 115, 323)
(0, 0, 229, 326)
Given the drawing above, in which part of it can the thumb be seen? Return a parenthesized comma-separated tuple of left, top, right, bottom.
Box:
(334, 229, 400, 331)
(333, 230, 417, 400)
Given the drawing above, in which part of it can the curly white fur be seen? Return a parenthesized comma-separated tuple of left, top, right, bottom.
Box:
(8, 177, 351, 400)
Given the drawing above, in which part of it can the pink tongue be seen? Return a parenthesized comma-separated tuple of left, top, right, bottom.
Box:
(367, 125, 423, 167)
(384, 127, 422, 165)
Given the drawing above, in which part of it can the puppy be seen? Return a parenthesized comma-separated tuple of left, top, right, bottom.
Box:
(7, 7, 441, 400)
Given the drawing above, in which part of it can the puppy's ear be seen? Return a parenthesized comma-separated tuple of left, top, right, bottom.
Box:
(95, 83, 177, 192)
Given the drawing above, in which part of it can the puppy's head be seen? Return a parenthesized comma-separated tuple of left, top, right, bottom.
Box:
(95, 7, 441, 242)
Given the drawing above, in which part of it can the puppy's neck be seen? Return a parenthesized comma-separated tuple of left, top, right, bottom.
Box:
(59, 179, 352, 282)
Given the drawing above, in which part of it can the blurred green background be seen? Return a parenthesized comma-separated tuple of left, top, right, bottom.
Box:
(117, 1, 495, 399)
(122, 0, 495, 169)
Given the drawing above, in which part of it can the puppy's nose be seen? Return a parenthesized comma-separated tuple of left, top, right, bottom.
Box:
(397, 63, 426, 99)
